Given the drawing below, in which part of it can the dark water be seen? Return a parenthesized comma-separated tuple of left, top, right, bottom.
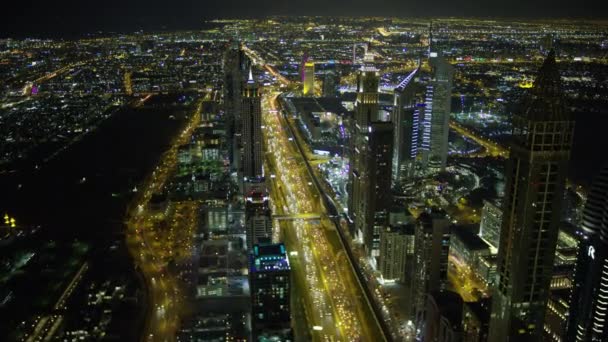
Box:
(0, 103, 188, 241)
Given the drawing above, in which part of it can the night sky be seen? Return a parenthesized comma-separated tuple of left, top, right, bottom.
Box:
(1, 0, 607, 37)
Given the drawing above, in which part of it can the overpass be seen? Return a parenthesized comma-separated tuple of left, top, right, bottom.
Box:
(272, 213, 322, 220)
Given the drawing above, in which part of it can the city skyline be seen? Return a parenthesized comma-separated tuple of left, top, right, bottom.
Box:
(0, 15, 607, 342)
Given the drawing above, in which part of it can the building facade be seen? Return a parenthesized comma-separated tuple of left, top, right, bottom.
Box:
(479, 199, 503, 252)
(489, 51, 575, 341)
(567, 165, 608, 341)
(303, 61, 315, 96)
(421, 54, 453, 173)
(412, 210, 451, 324)
(379, 223, 415, 283)
(392, 67, 422, 187)
(245, 189, 272, 250)
(241, 70, 263, 180)
(250, 243, 292, 341)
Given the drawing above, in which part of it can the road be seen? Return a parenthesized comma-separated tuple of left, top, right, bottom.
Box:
(449, 121, 509, 158)
(125, 96, 204, 342)
(263, 90, 387, 341)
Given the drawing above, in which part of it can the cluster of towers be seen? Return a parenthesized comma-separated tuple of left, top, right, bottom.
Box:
(222, 41, 292, 341)
(345, 30, 608, 341)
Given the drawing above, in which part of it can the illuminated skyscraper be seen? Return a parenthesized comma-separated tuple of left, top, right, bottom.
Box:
(488, 51, 575, 341)
(421, 54, 453, 173)
(348, 65, 393, 256)
(322, 69, 340, 98)
(392, 67, 422, 187)
(303, 61, 315, 96)
(223, 41, 248, 170)
(566, 165, 608, 341)
(245, 188, 272, 250)
(479, 199, 503, 252)
(411, 210, 450, 325)
(241, 69, 263, 179)
(379, 223, 415, 283)
(348, 66, 379, 225)
(250, 243, 292, 341)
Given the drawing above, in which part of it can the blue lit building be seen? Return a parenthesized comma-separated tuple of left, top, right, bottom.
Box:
(250, 243, 292, 341)
(392, 67, 422, 187)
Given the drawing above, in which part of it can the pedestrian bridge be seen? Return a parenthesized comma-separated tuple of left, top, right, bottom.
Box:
(272, 213, 322, 220)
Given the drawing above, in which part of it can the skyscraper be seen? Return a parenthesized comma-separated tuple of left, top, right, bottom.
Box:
(245, 188, 272, 250)
(351, 120, 393, 257)
(250, 243, 292, 341)
(488, 51, 575, 341)
(411, 210, 451, 324)
(223, 41, 248, 170)
(322, 69, 340, 98)
(423, 290, 464, 342)
(566, 165, 608, 341)
(479, 199, 503, 252)
(392, 67, 421, 187)
(379, 223, 415, 283)
(241, 69, 263, 180)
(422, 54, 453, 173)
(303, 61, 315, 96)
(348, 65, 380, 232)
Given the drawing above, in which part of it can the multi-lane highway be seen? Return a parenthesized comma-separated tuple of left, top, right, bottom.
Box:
(262, 89, 388, 341)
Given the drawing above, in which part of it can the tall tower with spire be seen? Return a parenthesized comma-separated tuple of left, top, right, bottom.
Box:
(488, 51, 575, 341)
(241, 68, 263, 180)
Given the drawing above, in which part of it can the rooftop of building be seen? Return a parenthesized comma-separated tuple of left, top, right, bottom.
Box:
(452, 226, 491, 251)
(250, 243, 290, 273)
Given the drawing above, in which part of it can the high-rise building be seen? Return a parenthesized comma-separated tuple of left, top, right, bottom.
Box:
(250, 243, 292, 341)
(379, 223, 415, 283)
(354, 121, 393, 257)
(423, 290, 464, 342)
(241, 69, 263, 180)
(566, 165, 608, 341)
(245, 189, 272, 250)
(303, 61, 315, 96)
(488, 51, 575, 341)
(322, 69, 340, 98)
(348, 65, 382, 244)
(479, 199, 503, 252)
(421, 54, 453, 173)
(392, 67, 422, 187)
(223, 41, 248, 170)
(412, 210, 451, 323)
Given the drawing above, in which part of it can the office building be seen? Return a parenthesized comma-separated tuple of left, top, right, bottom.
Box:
(322, 69, 340, 98)
(412, 210, 451, 323)
(348, 65, 384, 252)
(241, 69, 263, 179)
(450, 227, 492, 273)
(423, 290, 463, 342)
(488, 51, 575, 341)
(392, 67, 422, 187)
(479, 199, 503, 252)
(421, 49, 453, 173)
(245, 189, 272, 250)
(303, 61, 315, 96)
(353, 121, 393, 257)
(379, 223, 415, 283)
(250, 243, 292, 341)
(223, 41, 247, 170)
(567, 165, 608, 341)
